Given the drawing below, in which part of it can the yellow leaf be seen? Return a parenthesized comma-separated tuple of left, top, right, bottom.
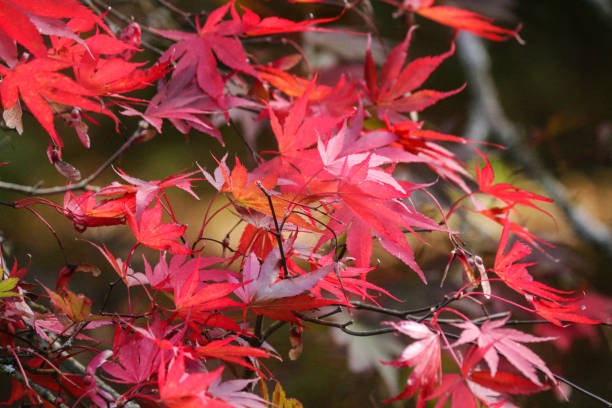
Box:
(0, 277, 20, 298)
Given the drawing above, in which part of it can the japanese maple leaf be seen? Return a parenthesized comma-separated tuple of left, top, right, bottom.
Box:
(102, 330, 159, 384)
(427, 345, 529, 408)
(533, 293, 611, 350)
(532, 298, 601, 327)
(195, 335, 270, 373)
(129, 252, 231, 290)
(288, 254, 397, 305)
(158, 350, 230, 408)
(173, 258, 243, 313)
(100, 168, 200, 220)
(493, 216, 572, 301)
(383, 0, 521, 42)
(478, 206, 553, 252)
(102, 319, 180, 386)
(61, 190, 129, 231)
(476, 154, 553, 217)
(0, 0, 102, 58)
(257, 66, 334, 101)
(286, 119, 451, 278)
(269, 86, 344, 159)
(452, 316, 555, 385)
(389, 120, 473, 193)
(208, 377, 269, 408)
(0, 58, 116, 156)
(153, 2, 259, 110)
(234, 250, 336, 322)
(364, 28, 463, 122)
(203, 156, 318, 231)
(125, 199, 191, 255)
(327, 181, 447, 281)
(237, 4, 341, 36)
(120, 68, 243, 143)
(73, 53, 170, 96)
(381, 321, 441, 407)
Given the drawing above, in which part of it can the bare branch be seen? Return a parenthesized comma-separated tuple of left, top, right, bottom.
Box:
(456, 32, 612, 258)
(0, 123, 145, 196)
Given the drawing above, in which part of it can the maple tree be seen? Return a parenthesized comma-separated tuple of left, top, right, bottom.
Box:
(0, 1, 610, 407)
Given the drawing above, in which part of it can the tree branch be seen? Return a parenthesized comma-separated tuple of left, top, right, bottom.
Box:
(0, 123, 145, 196)
(456, 32, 612, 258)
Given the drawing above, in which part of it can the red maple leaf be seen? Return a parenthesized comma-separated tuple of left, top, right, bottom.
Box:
(0, 0, 103, 58)
(476, 154, 553, 217)
(0, 58, 116, 156)
(452, 316, 555, 385)
(381, 0, 522, 42)
(235, 250, 337, 322)
(173, 259, 243, 313)
(364, 28, 463, 122)
(125, 199, 191, 255)
(381, 321, 441, 406)
(493, 216, 571, 301)
(73, 53, 170, 96)
(532, 298, 601, 327)
(427, 345, 536, 407)
(195, 335, 270, 373)
(158, 350, 230, 408)
(61, 191, 130, 231)
(153, 2, 259, 109)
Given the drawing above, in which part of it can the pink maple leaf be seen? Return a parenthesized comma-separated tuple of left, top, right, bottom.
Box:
(381, 321, 441, 406)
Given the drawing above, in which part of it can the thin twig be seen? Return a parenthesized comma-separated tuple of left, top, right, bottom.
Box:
(256, 181, 291, 277)
(0, 124, 144, 196)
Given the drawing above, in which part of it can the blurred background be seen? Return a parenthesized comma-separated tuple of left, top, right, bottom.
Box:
(0, 0, 610, 406)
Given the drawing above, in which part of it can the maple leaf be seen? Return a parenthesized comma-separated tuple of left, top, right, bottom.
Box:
(364, 28, 463, 122)
(493, 216, 572, 302)
(260, 381, 303, 408)
(478, 206, 553, 252)
(203, 156, 319, 230)
(196, 335, 270, 373)
(469, 371, 549, 395)
(173, 259, 243, 312)
(0, 0, 102, 58)
(476, 154, 553, 217)
(427, 345, 526, 408)
(269, 86, 344, 159)
(153, 2, 259, 110)
(73, 53, 170, 96)
(61, 191, 129, 232)
(235, 251, 337, 322)
(120, 70, 234, 142)
(208, 377, 269, 408)
(43, 284, 93, 324)
(288, 254, 396, 305)
(381, 321, 441, 406)
(237, 4, 341, 36)
(452, 316, 555, 385)
(99, 168, 200, 219)
(388, 120, 473, 193)
(0, 277, 19, 298)
(130, 252, 231, 290)
(102, 330, 160, 385)
(533, 293, 611, 350)
(158, 350, 230, 408)
(0, 58, 117, 157)
(237, 250, 334, 303)
(125, 199, 191, 255)
(102, 319, 180, 387)
(383, 0, 522, 42)
(532, 298, 601, 327)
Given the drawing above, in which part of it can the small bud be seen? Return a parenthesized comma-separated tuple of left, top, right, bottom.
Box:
(288, 326, 303, 360)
